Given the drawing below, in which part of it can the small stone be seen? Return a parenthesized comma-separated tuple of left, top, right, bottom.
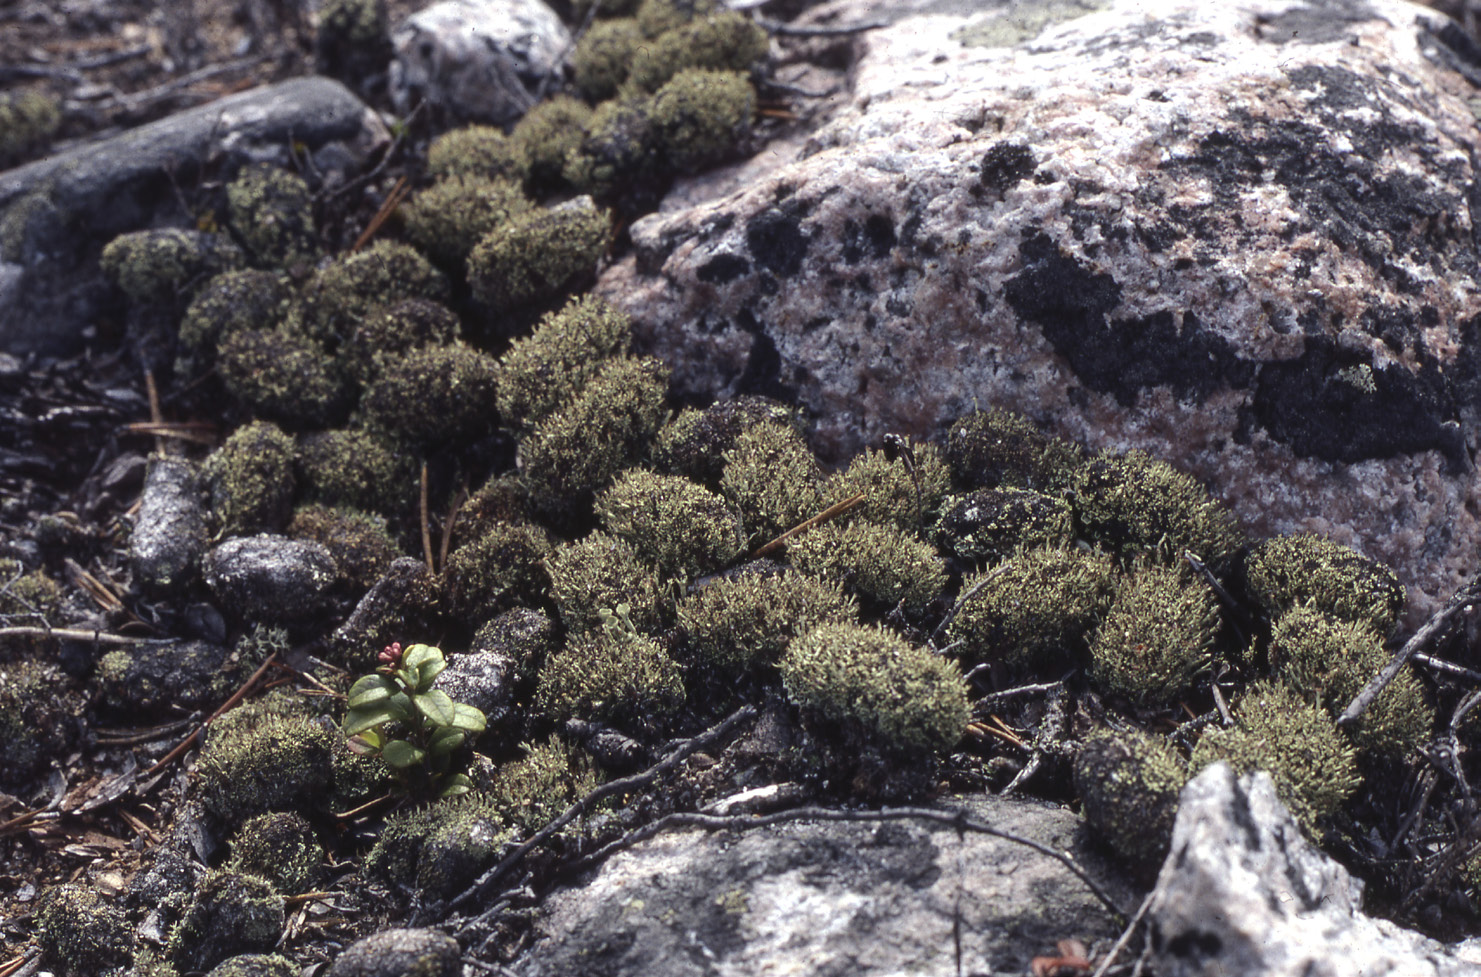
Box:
(131, 457, 207, 594)
(203, 535, 338, 626)
(329, 927, 461, 977)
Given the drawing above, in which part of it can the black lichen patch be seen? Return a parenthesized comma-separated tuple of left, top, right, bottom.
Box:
(698, 253, 751, 283)
(979, 142, 1036, 192)
(746, 207, 809, 277)
(841, 214, 896, 264)
(1254, 0, 1380, 45)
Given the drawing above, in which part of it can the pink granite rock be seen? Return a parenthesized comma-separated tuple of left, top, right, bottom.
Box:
(596, 0, 1481, 625)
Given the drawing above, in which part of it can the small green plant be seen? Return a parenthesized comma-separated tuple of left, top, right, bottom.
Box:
(343, 643, 487, 798)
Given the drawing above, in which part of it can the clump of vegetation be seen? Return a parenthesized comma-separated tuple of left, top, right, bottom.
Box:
(203, 420, 297, 536)
(1074, 729, 1188, 877)
(216, 328, 352, 429)
(360, 343, 501, 444)
(482, 736, 601, 833)
(946, 546, 1117, 668)
(677, 569, 857, 673)
(364, 792, 513, 901)
(0, 89, 61, 169)
(0, 557, 62, 628)
(781, 622, 968, 756)
(1191, 680, 1362, 829)
(314, 0, 392, 90)
(448, 474, 533, 550)
(225, 812, 324, 895)
(287, 504, 402, 590)
(1073, 450, 1244, 571)
(496, 294, 632, 430)
(35, 883, 132, 974)
(289, 240, 448, 348)
(400, 174, 533, 268)
(945, 407, 1083, 491)
(562, 97, 661, 205)
(512, 95, 595, 193)
(195, 703, 336, 824)
(466, 196, 611, 314)
(571, 19, 643, 101)
(653, 396, 798, 486)
(441, 522, 552, 622)
(426, 124, 529, 183)
(595, 469, 745, 580)
(719, 423, 825, 543)
(178, 269, 292, 358)
(296, 427, 415, 515)
(637, 0, 717, 38)
(0, 660, 80, 786)
(1089, 563, 1220, 706)
(935, 487, 1074, 565)
(545, 530, 667, 633)
(830, 439, 951, 535)
(537, 616, 686, 733)
(100, 228, 245, 305)
(1244, 534, 1405, 638)
(167, 870, 285, 973)
(226, 163, 320, 269)
(339, 297, 462, 385)
(788, 521, 947, 616)
(628, 9, 768, 92)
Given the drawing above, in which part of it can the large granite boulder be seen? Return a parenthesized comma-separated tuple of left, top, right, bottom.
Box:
(597, 0, 1481, 625)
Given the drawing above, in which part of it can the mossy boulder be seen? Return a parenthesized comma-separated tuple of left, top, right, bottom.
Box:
(97, 639, 245, 717)
(168, 870, 285, 974)
(400, 174, 533, 269)
(496, 294, 632, 431)
(225, 812, 324, 895)
(442, 521, 552, 621)
(196, 704, 337, 823)
(934, 487, 1074, 565)
(1074, 729, 1188, 878)
(536, 626, 686, 733)
(360, 342, 501, 445)
(788, 521, 947, 617)
(217, 328, 353, 429)
(719, 423, 825, 543)
(36, 882, 132, 975)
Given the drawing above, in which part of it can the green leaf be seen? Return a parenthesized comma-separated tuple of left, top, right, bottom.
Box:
(346, 732, 381, 756)
(347, 675, 399, 710)
(415, 657, 447, 692)
(429, 727, 465, 757)
(413, 688, 457, 727)
(449, 702, 487, 734)
(381, 739, 427, 769)
(438, 773, 473, 798)
(402, 644, 447, 692)
(343, 704, 399, 736)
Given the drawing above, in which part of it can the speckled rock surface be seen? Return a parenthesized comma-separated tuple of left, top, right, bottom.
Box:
(131, 457, 207, 594)
(203, 534, 338, 626)
(329, 927, 461, 977)
(597, 0, 1481, 625)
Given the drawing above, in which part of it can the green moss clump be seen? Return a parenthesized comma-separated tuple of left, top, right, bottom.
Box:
(1089, 564, 1219, 706)
(339, 297, 461, 386)
(788, 521, 947, 617)
(946, 546, 1117, 669)
(518, 356, 670, 521)
(203, 420, 297, 536)
(0, 90, 61, 168)
(442, 521, 552, 621)
(496, 294, 632, 430)
(781, 622, 968, 756)
(168, 870, 285, 974)
(448, 474, 533, 552)
(595, 469, 745, 580)
(678, 569, 857, 673)
(289, 240, 448, 348)
(217, 328, 352, 429)
(36, 883, 132, 974)
(178, 270, 292, 356)
(536, 626, 686, 731)
(0, 557, 62, 622)
(360, 343, 501, 444)
(1244, 533, 1405, 638)
(295, 427, 416, 515)
(1073, 449, 1244, 571)
(400, 174, 533, 268)
(225, 163, 319, 269)
(545, 530, 667, 633)
(571, 19, 643, 101)
(1073, 729, 1188, 876)
(195, 705, 336, 823)
(287, 503, 402, 590)
(652, 395, 799, 486)
(225, 812, 323, 895)
(100, 228, 245, 305)
(830, 440, 952, 535)
(719, 423, 825, 543)
(935, 488, 1074, 565)
(1269, 604, 1432, 759)
(944, 407, 1083, 492)
(483, 736, 600, 833)
(467, 196, 611, 313)
(1191, 680, 1362, 829)
(637, 0, 717, 37)
(426, 124, 529, 183)
(204, 954, 295, 977)
(629, 12, 768, 91)
(364, 793, 513, 901)
(562, 97, 661, 204)
(0, 660, 80, 786)
(512, 95, 595, 193)
(648, 68, 754, 171)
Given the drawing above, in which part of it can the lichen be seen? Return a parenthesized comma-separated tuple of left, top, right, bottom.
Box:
(496, 294, 632, 431)
(934, 487, 1074, 565)
(677, 568, 857, 673)
(466, 195, 611, 314)
(1244, 533, 1405, 638)
(1088, 563, 1220, 706)
(400, 174, 533, 268)
(595, 469, 745, 581)
(225, 163, 320, 269)
(944, 407, 1083, 492)
(788, 521, 947, 617)
(203, 420, 297, 537)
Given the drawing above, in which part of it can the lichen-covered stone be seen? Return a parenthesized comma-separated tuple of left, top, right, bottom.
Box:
(935, 487, 1074, 566)
(203, 534, 339, 626)
(226, 163, 320, 269)
(97, 639, 243, 717)
(131, 457, 207, 593)
(329, 928, 461, 977)
(471, 606, 558, 686)
(203, 420, 297, 536)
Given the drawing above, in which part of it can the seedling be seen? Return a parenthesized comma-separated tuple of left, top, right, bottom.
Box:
(343, 643, 487, 798)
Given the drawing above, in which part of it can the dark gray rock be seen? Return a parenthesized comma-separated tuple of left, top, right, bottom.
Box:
(204, 953, 296, 977)
(0, 77, 387, 356)
(329, 927, 461, 977)
(169, 871, 285, 974)
(333, 556, 444, 667)
(97, 639, 239, 715)
(470, 605, 557, 684)
(131, 457, 207, 594)
(434, 649, 514, 723)
(203, 534, 338, 626)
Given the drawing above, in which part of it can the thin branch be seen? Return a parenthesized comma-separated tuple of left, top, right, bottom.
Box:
(1413, 652, 1481, 685)
(751, 493, 864, 559)
(1090, 890, 1154, 977)
(351, 175, 410, 253)
(756, 17, 889, 36)
(0, 627, 153, 645)
(931, 562, 1012, 648)
(971, 678, 1065, 713)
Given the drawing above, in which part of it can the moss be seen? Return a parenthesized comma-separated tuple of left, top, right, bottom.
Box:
(1269, 604, 1432, 759)
(448, 473, 534, 552)
(830, 440, 951, 536)
(0, 660, 80, 786)
(400, 174, 534, 269)
(360, 342, 501, 445)
(719, 423, 825, 544)
(365, 793, 514, 901)
(536, 626, 686, 731)
(1191, 680, 1362, 829)
(781, 622, 969, 756)
(195, 705, 336, 823)
(1, 189, 56, 263)
(217, 328, 353, 429)
(442, 521, 552, 621)
(466, 195, 611, 314)
(167, 870, 285, 974)
(677, 568, 857, 673)
(652, 395, 799, 486)
(512, 95, 595, 193)
(0, 557, 62, 621)
(296, 427, 416, 516)
(288, 240, 448, 348)
(0, 89, 61, 169)
(1244, 533, 1405, 638)
(287, 503, 402, 590)
(562, 96, 662, 206)
(36, 882, 132, 974)
(1088, 563, 1219, 706)
(629, 11, 768, 92)
(595, 469, 745, 580)
(426, 124, 529, 183)
(496, 294, 632, 431)
(484, 736, 600, 833)
(944, 407, 1083, 492)
(1073, 449, 1244, 571)
(946, 546, 1117, 669)
(204, 954, 296, 977)
(518, 355, 670, 521)
(788, 521, 947, 617)
(571, 18, 643, 101)
(935, 488, 1074, 565)
(225, 812, 323, 895)
(545, 530, 667, 633)
(203, 421, 297, 536)
(225, 163, 319, 269)
(100, 228, 245, 305)
(1073, 729, 1188, 877)
(648, 68, 754, 171)
(636, 0, 719, 39)
(315, 0, 392, 89)
(177, 269, 292, 356)
(339, 297, 462, 386)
